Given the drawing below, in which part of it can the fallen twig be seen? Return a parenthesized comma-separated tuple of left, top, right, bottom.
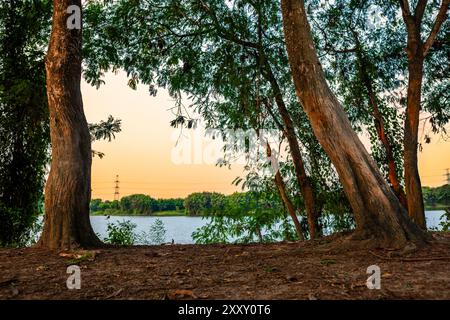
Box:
(104, 288, 123, 299)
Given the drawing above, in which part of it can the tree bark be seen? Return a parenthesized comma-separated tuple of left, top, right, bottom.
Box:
(398, 0, 449, 229)
(399, 2, 427, 228)
(38, 0, 102, 249)
(266, 142, 304, 240)
(404, 55, 426, 228)
(262, 66, 321, 239)
(352, 40, 408, 211)
(280, 0, 428, 247)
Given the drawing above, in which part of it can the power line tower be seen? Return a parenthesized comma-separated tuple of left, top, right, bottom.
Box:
(445, 168, 450, 185)
(114, 175, 120, 201)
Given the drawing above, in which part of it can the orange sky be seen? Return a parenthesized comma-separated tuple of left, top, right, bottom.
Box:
(83, 72, 449, 200)
(83, 72, 245, 200)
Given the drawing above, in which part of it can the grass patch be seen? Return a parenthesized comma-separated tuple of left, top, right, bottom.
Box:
(264, 266, 279, 273)
(320, 259, 337, 266)
(152, 210, 186, 216)
(62, 251, 96, 265)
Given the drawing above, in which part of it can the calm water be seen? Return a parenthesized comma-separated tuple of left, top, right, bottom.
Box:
(91, 216, 207, 244)
(90, 210, 446, 245)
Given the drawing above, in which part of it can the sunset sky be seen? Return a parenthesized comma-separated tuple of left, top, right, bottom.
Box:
(83, 72, 450, 200)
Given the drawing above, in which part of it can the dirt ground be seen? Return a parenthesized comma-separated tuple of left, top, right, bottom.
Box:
(1, 233, 449, 300)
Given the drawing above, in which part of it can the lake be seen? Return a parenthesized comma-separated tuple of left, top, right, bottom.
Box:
(90, 210, 446, 245)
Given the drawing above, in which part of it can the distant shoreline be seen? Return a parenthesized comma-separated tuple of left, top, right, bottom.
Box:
(424, 205, 449, 211)
(90, 210, 197, 217)
(90, 207, 448, 218)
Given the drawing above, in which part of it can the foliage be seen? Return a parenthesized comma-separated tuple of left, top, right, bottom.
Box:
(2, 0, 446, 247)
(0, 0, 122, 247)
(149, 219, 167, 244)
(90, 196, 185, 215)
(439, 209, 450, 232)
(423, 184, 450, 209)
(103, 219, 137, 245)
(103, 218, 168, 245)
(308, 0, 406, 180)
(0, 0, 52, 247)
(318, 188, 355, 235)
(184, 192, 226, 216)
(191, 187, 355, 244)
(192, 190, 300, 244)
(308, 0, 449, 177)
(89, 115, 122, 142)
(120, 194, 158, 214)
(138, 218, 167, 245)
(82, 0, 337, 237)
(155, 198, 185, 212)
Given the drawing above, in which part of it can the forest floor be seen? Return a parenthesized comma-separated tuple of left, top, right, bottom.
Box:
(0, 232, 449, 300)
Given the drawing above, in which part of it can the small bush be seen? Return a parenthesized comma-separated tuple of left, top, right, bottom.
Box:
(104, 219, 137, 245)
(440, 209, 450, 232)
(149, 219, 167, 244)
(137, 218, 167, 245)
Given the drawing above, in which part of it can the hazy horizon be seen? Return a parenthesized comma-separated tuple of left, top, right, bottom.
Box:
(83, 72, 450, 201)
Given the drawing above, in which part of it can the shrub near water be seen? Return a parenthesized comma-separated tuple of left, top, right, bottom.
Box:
(440, 209, 450, 232)
(104, 219, 137, 245)
(104, 218, 167, 245)
(192, 191, 299, 244)
(138, 218, 167, 245)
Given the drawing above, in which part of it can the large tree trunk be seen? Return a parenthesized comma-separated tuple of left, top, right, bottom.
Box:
(280, 0, 428, 247)
(38, 0, 102, 249)
(261, 58, 321, 239)
(266, 143, 304, 240)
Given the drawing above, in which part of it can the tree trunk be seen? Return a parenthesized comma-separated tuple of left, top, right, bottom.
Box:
(280, 0, 427, 247)
(256, 227, 263, 243)
(398, 0, 449, 229)
(38, 0, 102, 249)
(404, 56, 426, 228)
(266, 143, 304, 240)
(261, 58, 321, 239)
(353, 43, 408, 210)
(370, 94, 409, 210)
(401, 14, 426, 228)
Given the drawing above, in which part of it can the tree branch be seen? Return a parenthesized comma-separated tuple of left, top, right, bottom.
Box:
(415, 0, 428, 22)
(399, 0, 415, 33)
(325, 46, 358, 54)
(423, 0, 449, 56)
(399, 0, 412, 17)
(198, 0, 260, 49)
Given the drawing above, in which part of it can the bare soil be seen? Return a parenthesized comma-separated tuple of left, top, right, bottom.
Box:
(1, 233, 449, 300)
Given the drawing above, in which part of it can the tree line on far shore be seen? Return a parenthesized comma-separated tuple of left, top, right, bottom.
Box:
(90, 195, 185, 216)
(91, 185, 450, 217)
(90, 191, 285, 216)
(90, 191, 273, 216)
(423, 184, 450, 209)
